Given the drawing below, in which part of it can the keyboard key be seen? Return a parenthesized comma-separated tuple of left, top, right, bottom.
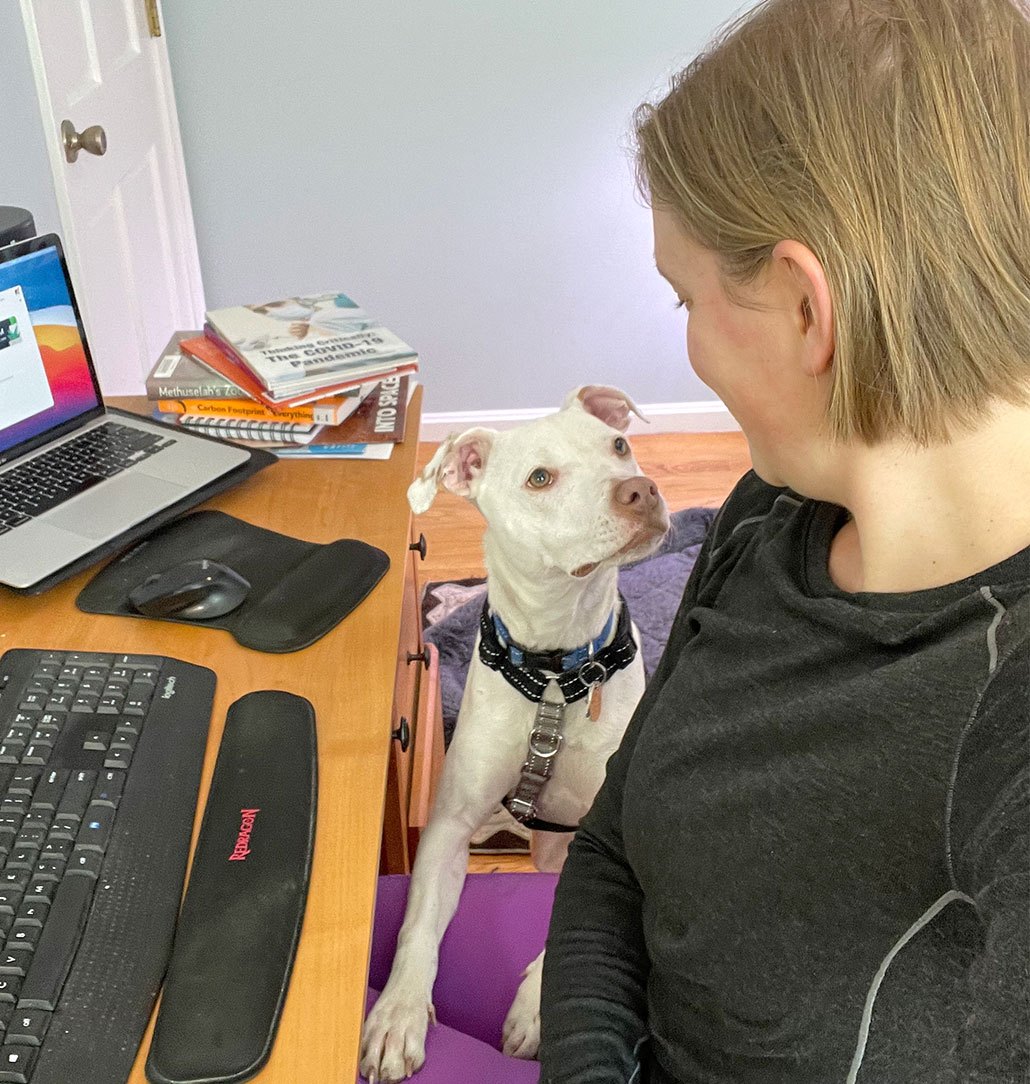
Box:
(0, 1041, 39, 1082)
(4, 852, 37, 874)
(55, 772, 95, 820)
(61, 654, 113, 667)
(90, 771, 124, 808)
(17, 876, 93, 1010)
(40, 839, 70, 862)
(6, 926, 40, 953)
(32, 860, 64, 883)
(4, 1007, 49, 1046)
(22, 882, 55, 907)
(110, 730, 137, 753)
(0, 950, 31, 979)
(11, 904, 46, 931)
(66, 850, 102, 879)
(115, 654, 166, 669)
(12, 827, 44, 851)
(75, 807, 114, 853)
(29, 771, 64, 811)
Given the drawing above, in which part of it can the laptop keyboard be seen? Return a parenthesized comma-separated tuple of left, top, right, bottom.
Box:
(0, 423, 176, 533)
(0, 648, 213, 1084)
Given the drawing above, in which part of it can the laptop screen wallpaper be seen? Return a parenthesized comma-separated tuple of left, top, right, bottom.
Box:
(0, 245, 101, 458)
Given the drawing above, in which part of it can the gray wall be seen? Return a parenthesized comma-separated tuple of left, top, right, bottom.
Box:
(0, 6, 62, 240)
(3, 2, 754, 417)
(162, 1, 752, 416)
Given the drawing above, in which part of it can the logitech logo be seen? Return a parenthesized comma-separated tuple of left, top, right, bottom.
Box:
(161, 676, 176, 699)
(229, 808, 259, 861)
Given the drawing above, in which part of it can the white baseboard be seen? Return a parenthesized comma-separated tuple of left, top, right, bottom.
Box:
(418, 399, 739, 440)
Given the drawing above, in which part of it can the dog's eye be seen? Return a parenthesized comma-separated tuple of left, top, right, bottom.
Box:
(526, 467, 553, 489)
(613, 437, 630, 457)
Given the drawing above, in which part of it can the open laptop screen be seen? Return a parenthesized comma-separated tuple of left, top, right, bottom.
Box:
(0, 239, 103, 464)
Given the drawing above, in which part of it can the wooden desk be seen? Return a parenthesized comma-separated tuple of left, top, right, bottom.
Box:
(0, 387, 424, 1081)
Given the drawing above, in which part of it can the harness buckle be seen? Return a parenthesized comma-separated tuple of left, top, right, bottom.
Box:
(528, 727, 563, 758)
(577, 658, 608, 688)
(507, 795, 536, 820)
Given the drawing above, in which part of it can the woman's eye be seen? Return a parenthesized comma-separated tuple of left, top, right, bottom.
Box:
(613, 437, 630, 456)
(527, 467, 553, 489)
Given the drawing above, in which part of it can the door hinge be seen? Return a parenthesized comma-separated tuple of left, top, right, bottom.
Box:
(144, 0, 161, 38)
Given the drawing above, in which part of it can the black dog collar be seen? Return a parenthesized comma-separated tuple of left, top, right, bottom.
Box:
(478, 593, 637, 705)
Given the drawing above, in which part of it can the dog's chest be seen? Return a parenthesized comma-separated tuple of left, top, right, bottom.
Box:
(459, 650, 645, 818)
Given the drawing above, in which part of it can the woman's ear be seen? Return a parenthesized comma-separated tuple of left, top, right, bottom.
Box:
(771, 240, 835, 377)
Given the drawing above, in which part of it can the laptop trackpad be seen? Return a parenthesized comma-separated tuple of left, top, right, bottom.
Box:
(46, 473, 187, 540)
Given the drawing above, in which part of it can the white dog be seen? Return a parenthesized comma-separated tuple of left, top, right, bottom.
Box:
(359, 385, 669, 1083)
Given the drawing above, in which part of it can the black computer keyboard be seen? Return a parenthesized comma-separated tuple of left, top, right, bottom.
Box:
(0, 423, 177, 532)
(0, 649, 214, 1084)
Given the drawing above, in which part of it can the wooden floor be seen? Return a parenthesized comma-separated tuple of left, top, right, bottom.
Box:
(412, 429, 752, 873)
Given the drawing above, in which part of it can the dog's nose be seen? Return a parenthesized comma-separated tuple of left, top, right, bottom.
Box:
(614, 475, 661, 518)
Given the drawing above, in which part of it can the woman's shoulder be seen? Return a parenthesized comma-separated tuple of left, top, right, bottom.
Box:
(947, 602, 1029, 887)
(707, 469, 801, 551)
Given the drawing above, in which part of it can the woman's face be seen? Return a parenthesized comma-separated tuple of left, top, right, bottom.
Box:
(651, 206, 830, 488)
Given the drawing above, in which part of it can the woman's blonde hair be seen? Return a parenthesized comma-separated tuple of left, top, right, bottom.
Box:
(635, 0, 1030, 444)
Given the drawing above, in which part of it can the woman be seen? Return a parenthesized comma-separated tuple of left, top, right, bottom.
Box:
(539, 0, 1029, 1081)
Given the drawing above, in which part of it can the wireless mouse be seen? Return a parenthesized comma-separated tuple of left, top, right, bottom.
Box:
(129, 559, 251, 620)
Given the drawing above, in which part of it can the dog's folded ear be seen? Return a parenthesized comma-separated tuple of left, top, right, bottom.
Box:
(563, 385, 647, 432)
(407, 427, 496, 513)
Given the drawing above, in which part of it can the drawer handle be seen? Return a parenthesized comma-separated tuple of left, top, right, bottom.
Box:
(392, 717, 410, 752)
(409, 533, 427, 560)
(406, 650, 429, 669)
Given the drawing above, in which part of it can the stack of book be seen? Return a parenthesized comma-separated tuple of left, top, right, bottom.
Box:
(146, 292, 418, 458)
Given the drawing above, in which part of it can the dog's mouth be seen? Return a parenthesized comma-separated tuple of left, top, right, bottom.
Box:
(570, 562, 599, 578)
(569, 521, 669, 579)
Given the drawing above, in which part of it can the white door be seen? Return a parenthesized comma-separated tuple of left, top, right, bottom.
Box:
(20, 0, 204, 395)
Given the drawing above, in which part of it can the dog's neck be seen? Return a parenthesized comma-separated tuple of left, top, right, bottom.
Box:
(482, 530, 620, 652)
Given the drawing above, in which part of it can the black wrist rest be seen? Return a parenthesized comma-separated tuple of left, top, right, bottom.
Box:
(75, 509, 390, 653)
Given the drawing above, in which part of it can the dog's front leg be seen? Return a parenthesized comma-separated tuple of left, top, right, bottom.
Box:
(359, 747, 500, 1083)
(502, 948, 545, 1058)
(359, 815, 470, 1081)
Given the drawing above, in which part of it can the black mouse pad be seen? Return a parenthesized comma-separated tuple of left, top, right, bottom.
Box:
(75, 510, 390, 653)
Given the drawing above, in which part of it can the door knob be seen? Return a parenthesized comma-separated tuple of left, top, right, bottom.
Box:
(61, 120, 107, 164)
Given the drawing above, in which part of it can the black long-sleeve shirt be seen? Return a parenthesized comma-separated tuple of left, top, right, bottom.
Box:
(540, 472, 1029, 1084)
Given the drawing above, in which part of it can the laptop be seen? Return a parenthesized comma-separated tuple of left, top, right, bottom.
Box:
(0, 233, 251, 590)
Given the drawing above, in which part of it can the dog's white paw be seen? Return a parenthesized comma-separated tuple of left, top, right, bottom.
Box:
(501, 955, 543, 1059)
(360, 993, 436, 1083)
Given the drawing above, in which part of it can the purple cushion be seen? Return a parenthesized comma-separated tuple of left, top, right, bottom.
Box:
(368, 873, 558, 1049)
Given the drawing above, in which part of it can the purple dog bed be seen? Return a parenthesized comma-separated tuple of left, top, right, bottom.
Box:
(423, 506, 717, 745)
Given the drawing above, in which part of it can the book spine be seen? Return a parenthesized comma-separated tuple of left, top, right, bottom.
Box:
(276, 444, 368, 454)
(147, 382, 241, 400)
(157, 398, 322, 423)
